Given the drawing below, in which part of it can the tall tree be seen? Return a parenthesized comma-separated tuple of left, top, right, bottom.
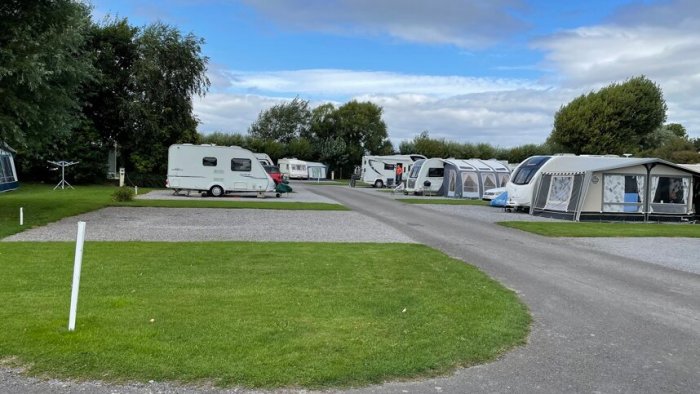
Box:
(548, 76, 667, 155)
(334, 100, 392, 173)
(124, 22, 209, 174)
(83, 18, 138, 152)
(248, 97, 311, 144)
(0, 0, 94, 175)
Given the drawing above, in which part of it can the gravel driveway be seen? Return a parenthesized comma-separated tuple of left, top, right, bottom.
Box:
(1, 207, 415, 243)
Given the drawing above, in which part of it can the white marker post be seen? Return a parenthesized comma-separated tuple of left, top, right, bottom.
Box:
(134, 186, 138, 195)
(68, 221, 87, 331)
(19, 207, 23, 226)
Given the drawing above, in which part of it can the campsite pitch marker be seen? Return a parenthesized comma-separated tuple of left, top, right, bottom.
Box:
(68, 221, 86, 331)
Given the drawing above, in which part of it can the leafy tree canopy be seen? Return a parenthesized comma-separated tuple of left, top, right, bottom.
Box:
(249, 97, 311, 144)
(548, 75, 667, 155)
(0, 0, 94, 147)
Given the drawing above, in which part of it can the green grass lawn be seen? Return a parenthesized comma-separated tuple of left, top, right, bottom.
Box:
(499, 221, 700, 237)
(0, 184, 346, 238)
(0, 242, 530, 389)
(399, 198, 489, 206)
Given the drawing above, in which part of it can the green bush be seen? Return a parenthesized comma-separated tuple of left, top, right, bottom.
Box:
(112, 186, 135, 202)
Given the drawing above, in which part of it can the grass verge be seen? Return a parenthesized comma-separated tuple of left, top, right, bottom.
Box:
(0, 184, 346, 238)
(498, 221, 700, 237)
(399, 198, 489, 206)
(0, 242, 530, 389)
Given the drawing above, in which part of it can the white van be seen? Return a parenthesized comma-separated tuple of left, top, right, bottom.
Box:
(166, 144, 275, 197)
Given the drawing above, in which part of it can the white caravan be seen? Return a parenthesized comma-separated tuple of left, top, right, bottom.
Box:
(254, 153, 274, 166)
(505, 155, 554, 210)
(360, 154, 426, 188)
(404, 158, 445, 195)
(404, 158, 510, 197)
(277, 158, 308, 179)
(166, 144, 275, 197)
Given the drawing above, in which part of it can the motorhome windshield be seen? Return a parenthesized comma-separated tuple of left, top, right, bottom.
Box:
(511, 156, 551, 185)
(409, 160, 424, 178)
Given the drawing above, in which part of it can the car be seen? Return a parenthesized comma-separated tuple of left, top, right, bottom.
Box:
(482, 187, 506, 201)
(263, 165, 283, 184)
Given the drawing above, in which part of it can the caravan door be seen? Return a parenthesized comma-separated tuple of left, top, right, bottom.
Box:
(230, 157, 253, 190)
(461, 171, 480, 198)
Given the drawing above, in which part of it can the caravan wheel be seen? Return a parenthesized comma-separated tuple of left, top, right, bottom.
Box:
(374, 180, 384, 188)
(209, 185, 224, 197)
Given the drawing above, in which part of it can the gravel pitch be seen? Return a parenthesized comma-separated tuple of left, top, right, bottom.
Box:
(2, 207, 415, 243)
(3, 182, 414, 243)
(563, 237, 700, 275)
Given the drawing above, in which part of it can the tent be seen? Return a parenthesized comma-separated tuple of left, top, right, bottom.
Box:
(529, 156, 700, 222)
(306, 162, 328, 180)
(0, 143, 19, 192)
(442, 159, 511, 199)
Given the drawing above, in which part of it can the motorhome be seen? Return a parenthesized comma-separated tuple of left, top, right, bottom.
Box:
(277, 158, 308, 179)
(166, 144, 276, 197)
(360, 154, 426, 188)
(0, 143, 18, 192)
(254, 153, 274, 166)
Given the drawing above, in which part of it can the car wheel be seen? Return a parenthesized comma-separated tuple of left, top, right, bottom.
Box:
(374, 180, 384, 188)
(209, 185, 224, 197)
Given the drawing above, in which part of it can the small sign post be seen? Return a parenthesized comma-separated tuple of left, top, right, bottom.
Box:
(19, 207, 23, 226)
(68, 221, 87, 331)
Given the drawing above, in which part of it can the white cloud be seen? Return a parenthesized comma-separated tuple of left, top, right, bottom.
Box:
(218, 69, 543, 98)
(241, 0, 527, 49)
(533, 1, 700, 137)
(194, 70, 570, 148)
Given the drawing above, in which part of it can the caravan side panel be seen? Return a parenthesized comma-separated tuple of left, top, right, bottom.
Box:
(167, 145, 274, 194)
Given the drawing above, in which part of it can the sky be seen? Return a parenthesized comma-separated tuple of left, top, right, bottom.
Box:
(90, 0, 700, 149)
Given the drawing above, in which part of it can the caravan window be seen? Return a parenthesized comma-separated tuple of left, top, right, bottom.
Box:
(202, 157, 217, 167)
(603, 174, 645, 213)
(650, 176, 689, 213)
(428, 167, 444, 177)
(231, 158, 252, 171)
(384, 163, 395, 170)
(511, 156, 551, 185)
(409, 160, 424, 178)
(482, 173, 497, 190)
(463, 172, 478, 193)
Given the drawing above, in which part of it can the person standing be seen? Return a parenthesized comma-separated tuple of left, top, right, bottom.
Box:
(395, 163, 403, 185)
